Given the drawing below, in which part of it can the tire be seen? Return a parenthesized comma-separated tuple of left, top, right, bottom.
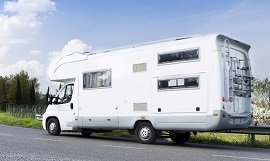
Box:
(46, 118, 61, 136)
(135, 122, 157, 144)
(169, 132, 190, 144)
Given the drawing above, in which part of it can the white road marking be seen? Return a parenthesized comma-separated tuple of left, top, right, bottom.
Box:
(212, 154, 270, 161)
(102, 144, 145, 150)
(34, 138, 62, 142)
(0, 133, 12, 136)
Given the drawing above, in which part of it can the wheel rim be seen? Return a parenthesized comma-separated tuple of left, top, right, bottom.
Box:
(139, 126, 151, 141)
(49, 122, 56, 132)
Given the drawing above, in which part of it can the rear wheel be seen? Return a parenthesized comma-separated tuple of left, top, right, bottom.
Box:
(46, 118, 61, 136)
(135, 122, 157, 144)
(169, 132, 190, 144)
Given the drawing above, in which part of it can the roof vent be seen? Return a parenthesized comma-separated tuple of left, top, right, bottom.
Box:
(133, 103, 147, 112)
(133, 63, 147, 73)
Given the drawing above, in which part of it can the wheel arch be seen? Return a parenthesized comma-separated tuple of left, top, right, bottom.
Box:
(133, 120, 153, 130)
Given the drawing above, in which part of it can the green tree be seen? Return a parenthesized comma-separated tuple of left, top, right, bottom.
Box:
(0, 76, 7, 103)
(0, 76, 8, 111)
(46, 86, 50, 106)
(253, 78, 270, 109)
(18, 71, 30, 104)
(15, 77, 22, 104)
(6, 75, 16, 103)
(29, 82, 36, 105)
(2, 70, 41, 105)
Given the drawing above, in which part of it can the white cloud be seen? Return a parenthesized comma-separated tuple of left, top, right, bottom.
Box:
(0, 0, 56, 58)
(4, 0, 56, 14)
(62, 39, 91, 54)
(48, 50, 60, 62)
(48, 39, 91, 62)
(0, 60, 45, 78)
(30, 49, 41, 56)
(0, 13, 39, 44)
(0, 45, 10, 59)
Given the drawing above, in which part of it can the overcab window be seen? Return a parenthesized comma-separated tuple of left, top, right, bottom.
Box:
(158, 49, 199, 64)
(158, 77, 199, 90)
(83, 70, 111, 89)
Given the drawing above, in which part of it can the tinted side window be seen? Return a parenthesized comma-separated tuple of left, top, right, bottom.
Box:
(158, 49, 199, 64)
(83, 70, 111, 89)
(158, 77, 199, 90)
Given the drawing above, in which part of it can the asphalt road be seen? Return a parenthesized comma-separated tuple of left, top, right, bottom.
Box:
(0, 124, 270, 161)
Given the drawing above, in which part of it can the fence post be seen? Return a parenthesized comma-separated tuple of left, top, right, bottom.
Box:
(249, 134, 256, 143)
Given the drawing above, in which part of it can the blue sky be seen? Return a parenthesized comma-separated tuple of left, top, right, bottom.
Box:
(0, 0, 269, 93)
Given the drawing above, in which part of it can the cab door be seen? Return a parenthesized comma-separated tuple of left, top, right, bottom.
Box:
(53, 79, 79, 130)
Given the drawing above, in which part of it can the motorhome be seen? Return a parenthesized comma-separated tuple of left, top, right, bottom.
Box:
(42, 34, 253, 144)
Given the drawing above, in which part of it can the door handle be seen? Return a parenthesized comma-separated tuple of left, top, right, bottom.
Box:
(70, 103, 74, 110)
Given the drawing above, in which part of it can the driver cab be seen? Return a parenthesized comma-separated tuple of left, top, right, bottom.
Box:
(46, 82, 78, 132)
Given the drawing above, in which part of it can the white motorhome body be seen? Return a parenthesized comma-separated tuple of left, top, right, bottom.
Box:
(42, 34, 253, 144)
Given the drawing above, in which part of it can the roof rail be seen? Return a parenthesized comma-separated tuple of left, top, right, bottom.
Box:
(88, 35, 200, 55)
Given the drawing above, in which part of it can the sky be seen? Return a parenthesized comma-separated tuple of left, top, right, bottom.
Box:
(0, 0, 269, 93)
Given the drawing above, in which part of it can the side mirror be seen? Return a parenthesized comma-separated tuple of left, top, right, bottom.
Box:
(48, 95, 52, 105)
(52, 96, 59, 104)
(47, 95, 59, 105)
(46, 94, 52, 105)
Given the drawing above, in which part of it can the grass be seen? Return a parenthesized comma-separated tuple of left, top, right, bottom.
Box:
(190, 132, 270, 148)
(0, 112, 42, 129)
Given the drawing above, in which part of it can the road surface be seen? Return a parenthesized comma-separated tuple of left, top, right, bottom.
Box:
(0, 124, 270, 161)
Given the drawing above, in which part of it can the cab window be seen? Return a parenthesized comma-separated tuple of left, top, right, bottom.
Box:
(56, 84, 74, 104)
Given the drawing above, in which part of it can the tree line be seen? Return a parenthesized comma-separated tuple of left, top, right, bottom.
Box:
(0, 71, 44, 105)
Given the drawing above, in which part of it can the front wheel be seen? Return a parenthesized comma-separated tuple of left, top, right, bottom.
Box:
(169, 132, 190, 144)
(46, 118, 61, 136)
(135, 122, 157, 144)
